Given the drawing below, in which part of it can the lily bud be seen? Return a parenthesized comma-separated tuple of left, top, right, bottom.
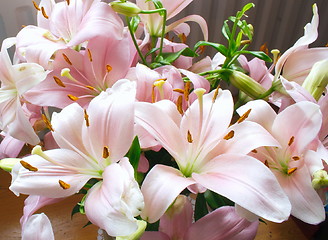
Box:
(110, 1, 141, 17)
(116, 220, 147, 240)
(0, 158, 21, 172)
(312, 169, 328, 189)
(302, 59, 328, 101)
(228, 70, 267, 99)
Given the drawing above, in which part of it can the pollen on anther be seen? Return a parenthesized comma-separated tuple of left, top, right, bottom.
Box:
(53, 76, 66, 87)
(32, 1, 40, 11)
(187, 130, 193, 143)
(288, 136, 295, 146)
(237, 109, 251, 123)
(62, 53, 72, 65)
(212, 86, 220, 103)
(42, 114, 54, 131)
(20, 160, 38, 172)
(224, 130, 234, 140)
(68, 94, 79, 101)
(41, 7, 49, 19)
(103, 146, 110, 159)
(106, 64, 112, 73)
(59, 180, 70, 189)
(184, 82, 191, 102)
(84, 109, 90, 127)
(87, 49, 93, 62)
(173, 88, 184, 94)
(287, 167, 297, 175)
(251, 149, 258, 153)
(176, 95, 183, 115)
(66, 0, 70, 5)
(292, 156, 300, 161)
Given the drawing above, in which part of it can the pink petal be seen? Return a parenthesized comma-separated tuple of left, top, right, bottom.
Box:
(21, 213, 54, 240)
(140, 165, 195, 223)
(141, 232, 170, 240)
(185, 206, 259, 240)
(194, 154, 291, 222)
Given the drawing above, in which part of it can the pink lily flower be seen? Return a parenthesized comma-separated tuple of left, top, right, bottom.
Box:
(136, 0, 208, 41)
(10, 80, 144, 236)
(237, 100, 326, 224)
(21, 213, 54, 240)
(135, 88, 291, 223)
(24, 35, 136, 108)
(141, 195, 258, 240)
(0, 38, 47, 145)
(15, 0, 124, 68)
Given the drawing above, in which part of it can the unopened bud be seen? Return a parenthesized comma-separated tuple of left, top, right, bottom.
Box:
(0, 158, 21, 172)
(312, 169, 328, 189)
(302, 59, 328, 101)
(228, 70, 267, 99)
(110, 1, 141, 17)
(116, 220, 147, 240)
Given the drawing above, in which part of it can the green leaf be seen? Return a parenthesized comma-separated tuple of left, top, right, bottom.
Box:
(126, 136, 141, 175)
(194, 41, 228, 56)
(236, 31, 243, 48)
(145, 47, 160, 58)
(194, 193, 209, 221)
(222, 20, 231, 40)
(241, 3, 255, 14)
(237, 50, 272, 62)
(160, 47, 197, 64)
(204, 190, 234, 210)
(130, 16, 140, 34)
(71, 203, 81, 218)
(82, 221, 93, 228)
(151, 0, 164, 9)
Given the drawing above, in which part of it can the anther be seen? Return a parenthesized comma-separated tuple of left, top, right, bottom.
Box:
(292, 156, 300, 161)
(260, 43, 269, 55)
(53, 76, 66, 87)
(237, 109, 251, 123)
(224, 130, 234, 140)
(251, 149, 258, 153)
(287, 167, 297, 175)
(32, 1, 40, 11)
(102, 146, 110, 159)
(264, 160, 269, 168)
(62, 53, 72, 65)
(173, 88, 184, 94)
(41, 7, 49, 19)
(151, 85, 156, 103)
(176, 95, 183, 114)
(106, 64, 112, 73)
(87, 49, 93, 62)
(67, 94, 79, 101)
(179, 33, 187, 44)
(42, 114, 54, 131)
(212, 86, 220, 103)
(84, 109, 90, 127)
(184, 81, 191, 102)
(66, 0, 70, 5)
(241, 40, 251, 45)
(20, 160, 38, 172)
(288, 136, 294, 146)
(187, 130, 193, 143)
(86, 85, 96, 91)
(59, 180, 70, 189)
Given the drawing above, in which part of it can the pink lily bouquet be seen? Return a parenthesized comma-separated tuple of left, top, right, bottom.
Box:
(1, 0, 328, 239)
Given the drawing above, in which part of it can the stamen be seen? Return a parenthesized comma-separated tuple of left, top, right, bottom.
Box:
(224, 130, 234, 140)
(20, 160, 38, 172)
(187, 130, 193, 143)
(197, 45, 206, 54)
(173, 88, 184, 94)
(151, 85, 156, 103)
(212, 86, 220, 103)
(41, 7, 49, 19)
(292, 156, 300, 161)
(85, 85, 96, 91)
(241, 40, 252, 45)
(237, 109, 251, 123)
(287, 167, 297, 175)
(251, 149, 258, 153)
(102, 146, 110, 159)
(62, 53, 73, 65)
(42, 114, 54, 131)
(59, 180, 70, 189)
(179, 33, 187, 44)
(32, 1, 40, 11)
(53, 76, 66, 87)
(184, 81, 191, 102)
(87, 49, 93, 62)
(67, 94, 79, 101)
(176, 95, 183, 114)
(84, 109, 90, 127)
(288, 136, 294, 146)
(106, 64, 112, 73)
(66, 0, 70, 5)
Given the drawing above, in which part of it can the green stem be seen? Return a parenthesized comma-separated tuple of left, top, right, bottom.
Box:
(125, 16, 148, 66)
